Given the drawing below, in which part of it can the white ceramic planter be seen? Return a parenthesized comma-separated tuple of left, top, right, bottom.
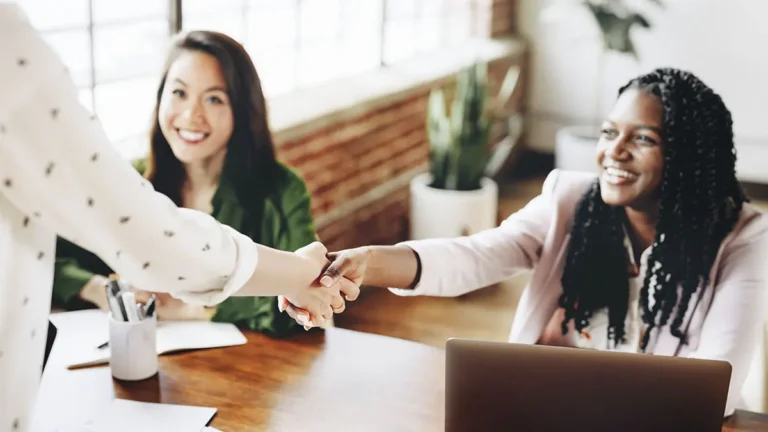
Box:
(409, 173, 498, 240)
(555, 125, 600, 173)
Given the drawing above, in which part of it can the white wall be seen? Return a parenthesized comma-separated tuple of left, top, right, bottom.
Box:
(519, 0, 768, 180)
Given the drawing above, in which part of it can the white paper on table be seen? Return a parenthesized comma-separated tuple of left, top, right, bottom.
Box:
(49, 310, 247, 369)
(87, 399, 217, 432)
(36, 425, 221, 431)
(34, 413, 222, 432)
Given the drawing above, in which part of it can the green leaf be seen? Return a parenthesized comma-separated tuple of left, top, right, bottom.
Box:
(632, 13, 651, 29)
(455, 144, 488, 191)
(429, 148, 449, 189)
(426, 89, 450, 151)
(496, 67, 521, 112)
(587, 3, 653, 58)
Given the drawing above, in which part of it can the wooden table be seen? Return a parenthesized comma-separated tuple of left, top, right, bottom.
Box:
(32, 324, 768, 432)
(33, 326, 444, 432)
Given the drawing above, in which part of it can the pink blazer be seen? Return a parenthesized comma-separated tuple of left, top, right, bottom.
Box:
(393, 169, 768, 416)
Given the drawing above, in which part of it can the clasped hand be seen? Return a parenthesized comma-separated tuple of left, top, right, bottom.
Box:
(280, 244, 369, 329)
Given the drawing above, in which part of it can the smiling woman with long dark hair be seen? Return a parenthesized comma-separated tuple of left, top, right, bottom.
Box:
(294, 68, 768, 416)
(52, 31, 318, 338)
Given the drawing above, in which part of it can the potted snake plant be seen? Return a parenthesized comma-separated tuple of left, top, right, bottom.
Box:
(410, 62, 521, 240)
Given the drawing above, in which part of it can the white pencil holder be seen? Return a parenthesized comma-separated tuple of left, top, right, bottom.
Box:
(108, 313, 158, 381)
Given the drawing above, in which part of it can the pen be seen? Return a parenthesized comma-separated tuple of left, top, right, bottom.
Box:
(145, 295, 157, 318)
(122, 292, 140, 322)
(109, 280, 128, 321)
(105, 283, 121, 321)
(106, 280, 127, 321)
(117, 278, 131, 293)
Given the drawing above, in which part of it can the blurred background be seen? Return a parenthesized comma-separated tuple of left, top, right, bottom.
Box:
(16, 0, 768, 411)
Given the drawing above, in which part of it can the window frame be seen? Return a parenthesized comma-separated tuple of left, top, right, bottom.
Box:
(20, 0, 483, 158)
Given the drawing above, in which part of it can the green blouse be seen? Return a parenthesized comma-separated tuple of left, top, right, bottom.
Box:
(52, 160, 315, 338)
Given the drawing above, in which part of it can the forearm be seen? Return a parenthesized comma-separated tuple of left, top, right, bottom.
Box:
(233, 244, 318, 297)
(362, 245, 420, 289)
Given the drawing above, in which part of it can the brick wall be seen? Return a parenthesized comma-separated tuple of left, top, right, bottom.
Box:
(275, 2, 523, 251)
(490, 0, 518, 37)
(278, 92, 428, 250)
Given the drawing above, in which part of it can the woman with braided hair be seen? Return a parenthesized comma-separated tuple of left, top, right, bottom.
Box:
(285, 67, 768, 416)
(556, 67, 753, 353)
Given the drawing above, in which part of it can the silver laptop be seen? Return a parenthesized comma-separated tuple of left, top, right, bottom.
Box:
(445, 338, 731, 432)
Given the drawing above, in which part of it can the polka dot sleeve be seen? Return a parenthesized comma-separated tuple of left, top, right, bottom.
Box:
(0, 4, 259, 306)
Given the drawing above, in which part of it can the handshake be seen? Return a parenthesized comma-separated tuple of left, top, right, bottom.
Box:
(277, 242, 370, 329)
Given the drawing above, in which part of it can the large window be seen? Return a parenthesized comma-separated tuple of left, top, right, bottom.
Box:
(16, 0, 480, 158)
(16, 0, 171, 160)
(180, 0, 388, 98)
(382, 0, 476, 65)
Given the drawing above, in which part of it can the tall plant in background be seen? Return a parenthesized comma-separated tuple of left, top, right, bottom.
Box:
(426, 62, 519, 191)
(410, 62, 521, 240)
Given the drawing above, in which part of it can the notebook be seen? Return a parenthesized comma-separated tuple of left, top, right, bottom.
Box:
(41, 399, 219, 432)
(89, 399, 217, 432)
(49, 310, 247, 369)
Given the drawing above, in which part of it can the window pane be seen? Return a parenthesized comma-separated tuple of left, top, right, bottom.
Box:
(297, 43, 340, 88)
(94, 77, 157, 143)
(15, 0, 89, 30)
(41, 30, 92, 88)
(382, 20, 416, 65)
(443, 0, 469, 15)
(183, 0, 244, 14)
(340, 0, 382, 42)
(444, 14, 473, 44)
(420, 0, 445, 51)
(246, 1, 298, 53)
(340, 0, 383, 72)
(340, 36, 380, 76)
(385, 0, 417, 20)
(78, 88, 94, 114)
(299, 0, 341, 45)
(183, 10, 246, 42)
(421, 0, 444, 17)
(251, 50, 297, 97)
(93, 21, 169, 84)
(92, 0, 167, 24)
(417, 17, 442, 52)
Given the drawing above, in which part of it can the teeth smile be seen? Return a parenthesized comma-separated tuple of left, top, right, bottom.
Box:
(605, 167, 637, 179)
(177, 129, 208, 141)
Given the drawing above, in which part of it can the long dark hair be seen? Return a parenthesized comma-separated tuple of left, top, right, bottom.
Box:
(558, 68, 748, 351)
(146, 30, 279, 232)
